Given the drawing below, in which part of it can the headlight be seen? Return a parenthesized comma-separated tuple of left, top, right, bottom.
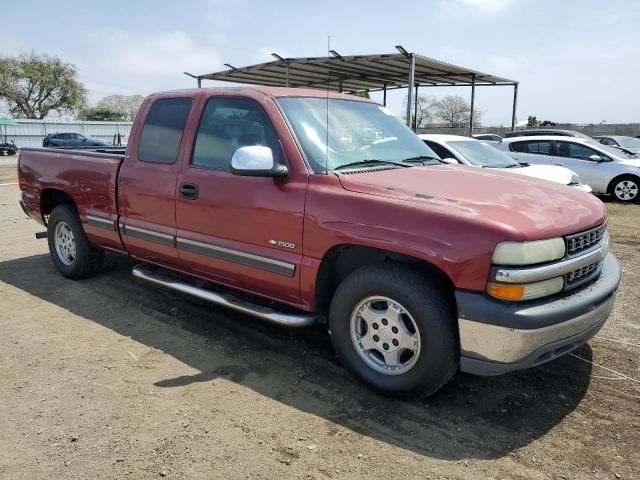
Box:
(487, 277, 564, 301)
(492, 238, 565, 266)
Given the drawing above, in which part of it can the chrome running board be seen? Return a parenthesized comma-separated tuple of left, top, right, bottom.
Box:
(132, 264, 317, 327)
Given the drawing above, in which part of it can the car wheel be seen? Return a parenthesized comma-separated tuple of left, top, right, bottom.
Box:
(609, 176, 639, 202)
(47, 204, 104, 279)
(328, 263, 458, 399)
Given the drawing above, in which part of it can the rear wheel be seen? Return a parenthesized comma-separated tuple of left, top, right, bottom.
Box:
(609, 175, 639, 202)
(328, 263, 458, 399)
(47, 204, 104, 279)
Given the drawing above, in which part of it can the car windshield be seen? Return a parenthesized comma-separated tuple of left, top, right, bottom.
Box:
(447, 140, 519, 168)
(614, 137, 640, 149)
(584, 139, 637, 159)
(277, 97, 441, 172)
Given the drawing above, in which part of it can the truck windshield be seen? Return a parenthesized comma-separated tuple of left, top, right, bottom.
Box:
(448, 140, 520, 168)
(277, 97, 441, 173)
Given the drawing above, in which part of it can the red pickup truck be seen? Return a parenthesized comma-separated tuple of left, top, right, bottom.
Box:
(18, 87, 620, 398)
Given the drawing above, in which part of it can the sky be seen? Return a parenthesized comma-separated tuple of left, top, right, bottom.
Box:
(1, 0, 639, 125)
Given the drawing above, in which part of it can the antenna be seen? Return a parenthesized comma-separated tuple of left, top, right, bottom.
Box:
(325, 36, 331, 175)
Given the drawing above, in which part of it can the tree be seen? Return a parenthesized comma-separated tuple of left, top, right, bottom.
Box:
(96, 94, 144, 121)
(79, 106, 128, 121)
(351, 91, 370, 99)
(403, 94, 438, 129)
(0, 53, 87, 119)
(433, 95, 480, 128)
(527, 115, 539, 127)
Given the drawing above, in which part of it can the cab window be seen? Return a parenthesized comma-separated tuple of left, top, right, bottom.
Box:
(138, 98, 193, 164)
(191, 97, 281, 171)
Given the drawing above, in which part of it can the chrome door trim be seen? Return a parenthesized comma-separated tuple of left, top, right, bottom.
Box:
(176, 236, 295, 277)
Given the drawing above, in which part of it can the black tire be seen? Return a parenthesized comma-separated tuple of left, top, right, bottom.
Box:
(47, 204, 104, 279)
(328, 263, 458, 399)
(608, 175, 640, 203)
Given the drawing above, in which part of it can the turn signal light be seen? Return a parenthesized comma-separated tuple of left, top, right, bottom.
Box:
(487, 283, 525, 300)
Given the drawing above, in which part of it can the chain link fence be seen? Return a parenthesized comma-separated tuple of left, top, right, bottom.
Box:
(2, 120, 133, 148)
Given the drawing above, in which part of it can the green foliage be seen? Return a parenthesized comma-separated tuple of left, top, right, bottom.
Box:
(0, 52, 87, 119)
(79, 106, 128, 121)
(351, 91, 370, 99)
(96, 94, 144, 121)
(527, 115, 539, 127)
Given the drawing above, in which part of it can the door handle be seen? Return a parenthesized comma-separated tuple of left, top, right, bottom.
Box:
(179, 183, 199, 200)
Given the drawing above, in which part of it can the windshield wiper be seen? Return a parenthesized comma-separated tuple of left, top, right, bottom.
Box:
(334, 159, 411, 171)
(400, 155, 442, 164)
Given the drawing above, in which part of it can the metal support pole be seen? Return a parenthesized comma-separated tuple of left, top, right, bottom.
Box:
(383, 84, 387, 106)
(511, 82, 519, 131)
(405, 54, 415, 127)
(285, 63, 290, 87)
(414, 84, 419, 132)
(197, 78, 202, 88)
(338, 78, 343, 93)
(469, 74, 476, 136)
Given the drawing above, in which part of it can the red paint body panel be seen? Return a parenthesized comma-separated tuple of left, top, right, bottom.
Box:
(18, 86, 608, 313)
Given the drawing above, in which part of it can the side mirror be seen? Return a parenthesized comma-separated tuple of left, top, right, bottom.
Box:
(230, 145, 288, 178)
(440, 157, 459, 165)
(589, 154, 606, 162)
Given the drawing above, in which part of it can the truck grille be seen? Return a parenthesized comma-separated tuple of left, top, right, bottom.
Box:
(563, 223, 607, 290)
(566, 262, 601, 289)
(565, 224, 606, 257)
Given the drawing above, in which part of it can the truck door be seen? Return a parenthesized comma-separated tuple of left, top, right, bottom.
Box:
(118, 96, 193, 267)
(174, 95, 307, 306)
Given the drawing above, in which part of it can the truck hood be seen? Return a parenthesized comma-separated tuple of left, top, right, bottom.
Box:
(509, 164, 576, 185)
(337, 165, 606, 240)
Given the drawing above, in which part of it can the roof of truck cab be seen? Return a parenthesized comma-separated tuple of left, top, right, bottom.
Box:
(149, 86, 375, 101)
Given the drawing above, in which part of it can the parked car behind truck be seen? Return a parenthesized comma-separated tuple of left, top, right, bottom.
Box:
(420, 134, 591, 192)
(18, 87, 620, 398)
(43, 132, 110, 148)
(499, 135, 640, 202)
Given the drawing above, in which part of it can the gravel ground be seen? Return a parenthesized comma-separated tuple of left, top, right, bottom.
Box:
(0, 162, 638, 479)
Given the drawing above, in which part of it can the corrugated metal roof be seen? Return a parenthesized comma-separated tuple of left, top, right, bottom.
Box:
(197, 52, 516, 92)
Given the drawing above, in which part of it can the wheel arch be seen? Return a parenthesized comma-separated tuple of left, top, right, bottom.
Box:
(314, 244, 456, 315)
(40, 188, 77, 224)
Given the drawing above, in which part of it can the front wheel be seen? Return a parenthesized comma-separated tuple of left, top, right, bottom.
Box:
(47, 204, 104, 279)
(328, 263, 458, 399)
(609, 175, 639, 202)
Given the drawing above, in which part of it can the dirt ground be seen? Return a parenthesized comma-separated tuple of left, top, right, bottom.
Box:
(1, 161, 638, 480)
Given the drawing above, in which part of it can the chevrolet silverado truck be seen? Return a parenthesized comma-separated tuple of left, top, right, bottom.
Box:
(18, 87, 620, 398)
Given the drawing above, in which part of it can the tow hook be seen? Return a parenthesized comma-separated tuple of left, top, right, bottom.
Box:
(35, 231, 47, 239)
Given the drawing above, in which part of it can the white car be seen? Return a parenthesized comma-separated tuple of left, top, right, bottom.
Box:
(498, 135, 640, 202)
(419, 134, 592, 193)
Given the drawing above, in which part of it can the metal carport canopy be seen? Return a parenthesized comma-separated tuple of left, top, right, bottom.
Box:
(194, 50, 519, 133)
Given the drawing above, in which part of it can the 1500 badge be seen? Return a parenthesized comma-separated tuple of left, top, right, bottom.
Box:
(269, 240, 296, 249)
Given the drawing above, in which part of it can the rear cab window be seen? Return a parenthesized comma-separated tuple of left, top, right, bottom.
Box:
(138, 98, 193, 164)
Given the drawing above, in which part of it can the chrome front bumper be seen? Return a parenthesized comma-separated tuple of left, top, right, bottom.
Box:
(457, 252, 620, 376)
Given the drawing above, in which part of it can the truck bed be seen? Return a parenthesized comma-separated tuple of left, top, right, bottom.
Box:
(19, 147, 125, 251)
